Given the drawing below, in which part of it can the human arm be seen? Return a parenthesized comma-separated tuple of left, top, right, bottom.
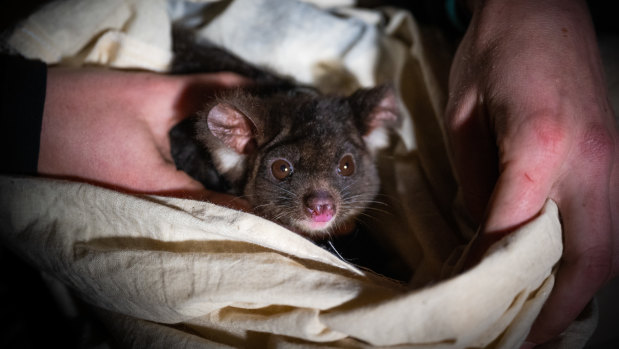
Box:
(37, 65, 251, 210)
(444, 0, 618, 345)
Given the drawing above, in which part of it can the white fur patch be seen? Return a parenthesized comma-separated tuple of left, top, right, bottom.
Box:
(214, 147, 245, 181)
(364, 127, 389, 154)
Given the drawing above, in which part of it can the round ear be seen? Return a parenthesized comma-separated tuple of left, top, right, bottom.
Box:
(349, 84, 400, 152)
(206, 103, 258, 154)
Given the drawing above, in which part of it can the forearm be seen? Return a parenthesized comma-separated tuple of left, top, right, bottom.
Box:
(464, 0, 596, 46)
(466, 0, 596, 44)
(465, 0, 587, 13)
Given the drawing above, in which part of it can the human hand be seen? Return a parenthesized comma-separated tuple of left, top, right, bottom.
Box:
(444, 0, 618, 345)
(38, 67, 251, 211)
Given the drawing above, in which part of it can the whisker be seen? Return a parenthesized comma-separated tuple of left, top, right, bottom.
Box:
(355, 211, 383, 220)
(252, 202, 274, 210)
(340, 177, 362, 194)
(373, 192, 397, 200)
(342, 199, 389, 207)
(339, 199, 389, 209)
(341, 191, 387, 203)
(271, 185, 298, 198)
(338, 203, 394, 218)
(235, 193, 255, 200)
(357, 204, 393, 213)
(326, 240, 347, 262)
(272, 206, 299, 222)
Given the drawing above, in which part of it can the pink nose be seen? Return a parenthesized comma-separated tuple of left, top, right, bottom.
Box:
(304, 191, 336, 223)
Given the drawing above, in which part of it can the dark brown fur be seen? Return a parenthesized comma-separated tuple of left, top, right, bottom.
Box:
(169, 27, 399, 237)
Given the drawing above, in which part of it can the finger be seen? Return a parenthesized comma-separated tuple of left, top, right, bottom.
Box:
(526, 195, 612, 344)
(463, 114, 570, 268)
(146, 166, 252, 211)
(192, 71, 253, 88)
(445, 88, 498, 223)
(483, 114, 569, 234)
(153, 73, 253, 158)
(526, 129, 615, 344)
(172, 72, 253, 122)
(201, 190, 252, 212)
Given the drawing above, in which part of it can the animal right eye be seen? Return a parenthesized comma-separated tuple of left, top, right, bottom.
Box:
(271, 159, 293, 180)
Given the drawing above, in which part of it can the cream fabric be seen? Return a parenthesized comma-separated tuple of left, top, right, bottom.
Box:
(7, 0, 172, 71)
(1, 0, 581, 347)
(0, 176, 561, 348)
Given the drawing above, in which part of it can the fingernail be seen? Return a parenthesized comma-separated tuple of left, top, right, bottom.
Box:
(520, 341, 536, 349)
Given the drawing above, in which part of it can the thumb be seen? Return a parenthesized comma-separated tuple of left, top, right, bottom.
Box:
(484, 116, 568, 234)
(445, 89, 498, 224)
(172, 72, 252, 124)
(143, 164, 252, 212)
(465, 116, 569, 266)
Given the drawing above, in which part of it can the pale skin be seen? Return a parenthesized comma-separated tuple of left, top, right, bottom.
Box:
(446, 0, 618, 346)
(38, 67, 251, 210)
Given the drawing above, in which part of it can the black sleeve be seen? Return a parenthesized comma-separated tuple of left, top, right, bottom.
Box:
(0, 54, 47, 175)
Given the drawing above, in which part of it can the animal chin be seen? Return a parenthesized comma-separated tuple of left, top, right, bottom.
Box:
(289, 214, 336, 236)
(295, 220, 333, 235)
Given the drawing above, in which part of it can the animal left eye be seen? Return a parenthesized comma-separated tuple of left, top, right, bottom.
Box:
(337, 154, 355, 176)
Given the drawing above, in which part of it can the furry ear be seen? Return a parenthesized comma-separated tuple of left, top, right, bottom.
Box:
(349, 84, 400, 153)
(195, 102, 259, 186)
(206, 103, 257, 154)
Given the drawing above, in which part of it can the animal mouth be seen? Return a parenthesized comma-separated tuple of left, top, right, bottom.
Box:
(295, 216, 335, 234)
(294, 189, 338, 234)
(304, 190, 335, 218)
(307, 205, 335, 222)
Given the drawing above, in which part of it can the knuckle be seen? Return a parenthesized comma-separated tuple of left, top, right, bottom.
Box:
(505, 111, 571, 175)
(527, 112, 569, 157)
(578, 123, 615, 164)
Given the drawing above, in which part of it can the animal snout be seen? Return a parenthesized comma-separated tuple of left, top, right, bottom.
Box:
(304, 190, 336, 222)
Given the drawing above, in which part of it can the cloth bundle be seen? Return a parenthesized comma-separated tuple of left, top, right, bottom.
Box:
(1, 0, 583, 347)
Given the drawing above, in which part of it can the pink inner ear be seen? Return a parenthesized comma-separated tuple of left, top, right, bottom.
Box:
(207, 104, 256, 154)
(367, 91, 399, 131)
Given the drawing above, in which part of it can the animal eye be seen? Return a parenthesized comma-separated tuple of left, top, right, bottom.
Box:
(271, 159, 293, 180)
(338, 154, 355, 176)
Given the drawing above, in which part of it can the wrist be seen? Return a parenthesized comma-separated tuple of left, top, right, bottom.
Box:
(465, 0, 595, 49)
(470, 0, 589, 22)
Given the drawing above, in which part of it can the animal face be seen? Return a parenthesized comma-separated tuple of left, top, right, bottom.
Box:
(196, 85, 398, 237)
